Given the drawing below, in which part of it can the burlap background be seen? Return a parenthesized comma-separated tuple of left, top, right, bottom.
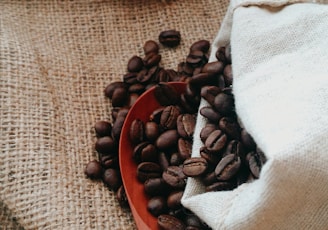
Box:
(0, 0, 229, 229)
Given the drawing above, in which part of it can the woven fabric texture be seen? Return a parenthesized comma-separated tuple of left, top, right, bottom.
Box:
(0, 0, 229, 229)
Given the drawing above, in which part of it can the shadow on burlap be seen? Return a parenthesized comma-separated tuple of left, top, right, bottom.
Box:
(0, 0, 228, 229)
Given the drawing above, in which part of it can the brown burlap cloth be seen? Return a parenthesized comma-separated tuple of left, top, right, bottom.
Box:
(0, 0, 229, 229)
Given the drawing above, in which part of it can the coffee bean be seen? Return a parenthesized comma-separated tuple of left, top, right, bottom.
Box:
(129, 119, 144, 144)
(133, 142, 158, 163)
(95, 136, 116, 154)
(158, 214, 186, 230)
(112, 108, 129, 141)
(144, 178, 168, 197)
(200, 86, 221, 107)
(205, 181, 235, 192)
(116, 185, 129, 208)
(199, 146, 221, 166)
(246, 150, 266, 179)
(178, 138, 192, 160)
(200, 106, 222, 123)
(94, 121, 112, 137)
(201, 61, 224, 75)
(160, 105, 180, 130)
(200, 123, 217, 143)
(148, 196, 167, 217)
(158, 152, 170, 171)
(182, 157, 208, 177)
(104, 81, 126, 99)
(223, 64, 233, 86)
(154, 83, 179, 106)
(167, 190, 184, 210)
(162, 166, 186, 189)
(143, 40, 160, 55)
(156, 130, 179, 150)
(137, 162, 162, 182)
(111, 86, 129, 107)
(176, 114, 195, 139)
(189, 40, 210, 53)
(144, 121, 160, 142)
(159, 30, 181, 47)
(143, 53, 161, 68)
(85, 160, 102, 179)
(100, 154, 118, 169)
(170, 152, 183, 166)
(102, 168, 122, 191)
(214, 91, 234, 115)
(127, 55, 144, 73)
(215, 154, 241, 181)
(205, 130, 227, 154)
(218, 117, 241, 140)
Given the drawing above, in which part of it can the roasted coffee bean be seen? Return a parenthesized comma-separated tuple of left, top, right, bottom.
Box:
(219, 117, 241, 140)
(215, 46, 227, 63)
(214, 91, 234, 115)
(200, 106, 222, 123)
(111, 87, 129, 107)
(225, 44, 232, 63)
(128, 93, 139, 107)
(202, 171, 218, 186)
(84, 160, 102, 179)
(148, 196, 167, 217)
(102, 168, 122, 191)
(156, 130, 179, 150)
(177, 62, 194, 76)
(170, 152, 183, 166)
(128, 83, 145, 94)
(95, 136, 116, 154)
(144, 121, 160, 142)
(137, 162, 162, 182)
(215, 154, 241, 181)
(224, 140, 245, 160)
(116, 185, 129, 208)
(144, 178, 168, 197)
(127, 55, 144, 72)
(150, 107, 164, 123)
(205, 181, 235, 192)
(104, 81, 126, 99)
(156, 68, 171, 82)
(200, 123, 217, 143)
(246, 150, 266, 179)
(184, 213, 209, 230)
(177, 114, 195, 139)
(162, 166, 186, 189)
(186, 50, 205, 66)
(143, 52, 161, 68)
(94, 121, 112, 137)
(158, 152, 170, 171)
(167, 190, 184, 210)
(160, 105, 180, 130)
(178, 138, 192, 160)
(158, 214, 186, 230)
(240, 129, 256, 151)
(205, 130, 227, 154)
(166, 69, 180, 82)
(201, 61, 224, 75)
(123, 72, 138, 84)
(144, 40, 160, 55)
(129, 119, 144, 144)
(183, 157, 208, 177)
(189, 72, 217, 89)
(133, 142, 158, 163)
(159, 30, 181, 47)
(223, 64, 233, 86)
(200, 146, 221, 166)
(112, 108, 129, 141)
(154, 83, 179, 106)
(100, 154, 118, 169)
(189, 40, 210, 53)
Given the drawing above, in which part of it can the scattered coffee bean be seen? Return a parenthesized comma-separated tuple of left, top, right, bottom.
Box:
(85, 160, 102, 179)
(159, 30, 181, 47)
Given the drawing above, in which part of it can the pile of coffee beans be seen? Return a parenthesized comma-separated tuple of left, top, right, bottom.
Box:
(85, 29, 266, 230)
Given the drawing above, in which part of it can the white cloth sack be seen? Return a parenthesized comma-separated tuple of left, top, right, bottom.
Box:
(182, 0, 328, 229)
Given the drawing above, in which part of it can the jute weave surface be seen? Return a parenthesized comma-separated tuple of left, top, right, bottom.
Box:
(0, 0, 229, 229)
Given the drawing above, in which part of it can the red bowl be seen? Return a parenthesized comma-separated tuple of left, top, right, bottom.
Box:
(119, 82, 187, 230)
